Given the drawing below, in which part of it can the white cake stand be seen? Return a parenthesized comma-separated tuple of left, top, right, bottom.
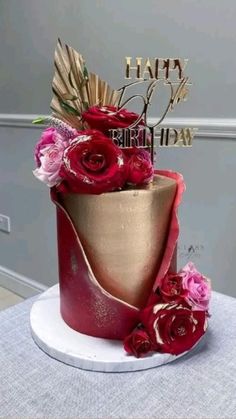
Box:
(30, 285, 202, 372)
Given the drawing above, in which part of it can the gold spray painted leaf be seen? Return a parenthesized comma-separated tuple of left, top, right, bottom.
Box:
(51, 39, 120, 129)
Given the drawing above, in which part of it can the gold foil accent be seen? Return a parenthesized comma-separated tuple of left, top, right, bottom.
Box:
(61, 175, 177, 308)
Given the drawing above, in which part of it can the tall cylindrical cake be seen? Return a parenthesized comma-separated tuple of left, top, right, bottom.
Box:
(52, 171, 181, 339)
(61, 175, 176, 308)
(32, 40, 210, 359)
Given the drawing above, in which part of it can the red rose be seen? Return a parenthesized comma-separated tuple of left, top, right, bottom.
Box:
(82, 106, 141, 134)
(124, 329, 153, 358)
(59, 130, 127, 194)
(141, 303, 207, 355)
(125, 148, 154, 186)
(159, 273, 187, 304)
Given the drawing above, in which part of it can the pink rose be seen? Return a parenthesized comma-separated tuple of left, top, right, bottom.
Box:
(34, 128, 60, 167)
(34, 126, 78, 167)
(180, 262, 211, 311)
(33, 138, 67, 187)
(125, 148, 154, 186)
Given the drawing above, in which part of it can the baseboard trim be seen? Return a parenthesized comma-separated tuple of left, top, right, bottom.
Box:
(0, 265, 48, 298)
(0, 113, 236, 139)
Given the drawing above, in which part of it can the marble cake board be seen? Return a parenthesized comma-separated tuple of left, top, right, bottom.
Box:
(30, 284, 198, 372)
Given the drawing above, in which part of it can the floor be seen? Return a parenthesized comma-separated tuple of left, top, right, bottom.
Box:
(0, 286, 24, 310)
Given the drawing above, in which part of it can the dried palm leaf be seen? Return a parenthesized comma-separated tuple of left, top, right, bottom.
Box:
(51, 39, 120, 129)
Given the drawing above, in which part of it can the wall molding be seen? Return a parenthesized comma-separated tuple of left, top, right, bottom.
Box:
(0, 113, 47, 129)
(0, 265, 48, 299)
(0, 113, 236, 139)
(149, 117, 236, 140)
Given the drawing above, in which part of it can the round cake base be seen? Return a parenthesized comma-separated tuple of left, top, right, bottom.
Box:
(30, 285, 199, 372)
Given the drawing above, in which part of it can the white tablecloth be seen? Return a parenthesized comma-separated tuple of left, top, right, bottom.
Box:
(0, 291, 236, 418)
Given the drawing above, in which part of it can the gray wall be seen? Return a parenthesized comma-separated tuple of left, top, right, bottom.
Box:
(0, 0, 236, 117)
(0, 0, 236, 296)
(0, 125, 57, 287)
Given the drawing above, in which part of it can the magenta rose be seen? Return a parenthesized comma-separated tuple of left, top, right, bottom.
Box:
(34, 126, 78, 167)
(180, 262, 211, 311)
(125, 148, 154, 186)
(33, 138, 67, 187)
(82, 105, 141, 134)
(141, 302, 207, 356)
(124, 329, 153, 358)
(34, 128, 61, 167)
(59, 130, 127, 194)
(159, 273, 187, 304)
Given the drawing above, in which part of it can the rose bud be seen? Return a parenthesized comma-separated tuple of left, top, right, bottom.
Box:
(124, 329, 153, 358)
(159, 273, 187, 304)
(125, 148, 154, 186)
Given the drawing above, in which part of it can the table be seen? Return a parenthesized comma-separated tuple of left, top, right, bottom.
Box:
(1, 291, 236, 418)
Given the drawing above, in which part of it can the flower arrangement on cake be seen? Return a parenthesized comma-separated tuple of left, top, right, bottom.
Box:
(32, 40, 211, 360)
(33, 116, 153, 194)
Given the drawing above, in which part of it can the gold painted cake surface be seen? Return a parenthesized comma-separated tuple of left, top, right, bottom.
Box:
(62, 175, 177, 308)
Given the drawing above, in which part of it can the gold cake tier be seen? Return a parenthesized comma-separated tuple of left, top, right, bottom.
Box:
(61, 174, 177, 308)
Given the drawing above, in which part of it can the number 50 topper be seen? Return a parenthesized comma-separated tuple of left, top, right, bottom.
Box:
(116, 76, 190, 129)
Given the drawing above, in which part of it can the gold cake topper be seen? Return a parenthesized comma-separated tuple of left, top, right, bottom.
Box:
(125, 57, 188, 81)
(51, 40, 196, 162)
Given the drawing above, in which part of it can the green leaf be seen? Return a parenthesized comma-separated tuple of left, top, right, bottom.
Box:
(78, 78, 88, 90)
(59, 100, 81, 116)
(70, 96, 79, 101)
(82, 101, 89, 111)
(52, 87, 61, 99)
(61, 93, 79, 101)
(68, 70, 76, 90)
(32, 117, 47, 124)
(83, 65, 89, 80)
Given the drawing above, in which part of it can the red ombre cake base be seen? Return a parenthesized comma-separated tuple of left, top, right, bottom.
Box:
(51, 170, 185, 340)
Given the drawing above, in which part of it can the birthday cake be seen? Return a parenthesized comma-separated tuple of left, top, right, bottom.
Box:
(33, 41, 211, 359)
